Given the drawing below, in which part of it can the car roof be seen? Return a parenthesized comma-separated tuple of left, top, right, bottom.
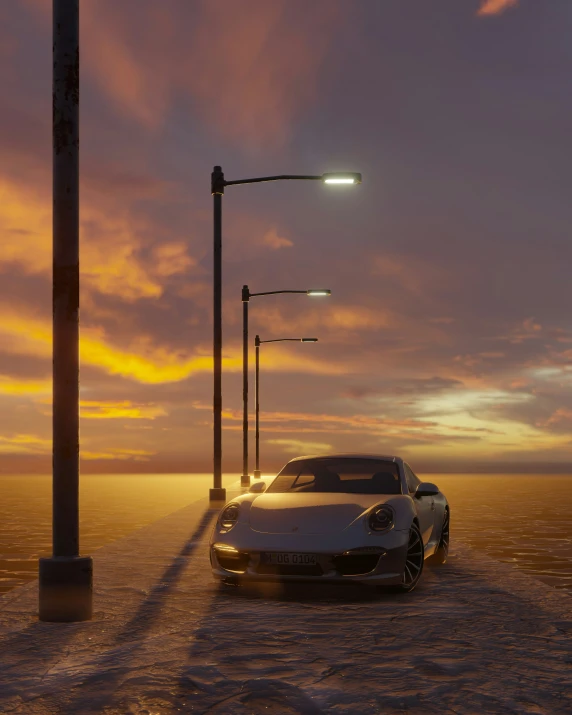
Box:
(287, 453, 403, 464)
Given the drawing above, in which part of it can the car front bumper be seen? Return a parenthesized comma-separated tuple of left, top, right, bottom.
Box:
(210, 529, 409, 586)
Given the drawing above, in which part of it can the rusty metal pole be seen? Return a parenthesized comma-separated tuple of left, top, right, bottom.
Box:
(210, 167, 226, 501)
(39, 0, 92, 622)
(254, 335, 261, 478)
(241, 285, 250, 486)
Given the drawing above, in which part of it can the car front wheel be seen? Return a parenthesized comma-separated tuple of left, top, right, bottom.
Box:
(388, 522, 424, 593)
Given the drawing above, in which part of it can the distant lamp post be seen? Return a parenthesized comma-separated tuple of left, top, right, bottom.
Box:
(241, 287, 330, 486)
(253, 335, 318, 479)
(210, 167, 360, 502)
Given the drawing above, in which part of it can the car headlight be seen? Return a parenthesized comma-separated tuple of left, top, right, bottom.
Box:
(220, 503, 240, 530)
(368, 505, 394, 532)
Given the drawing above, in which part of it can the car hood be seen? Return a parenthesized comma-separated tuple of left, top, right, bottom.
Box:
(248, 492, 389, 534)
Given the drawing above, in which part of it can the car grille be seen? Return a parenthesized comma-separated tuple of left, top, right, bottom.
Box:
(332, 554, 381, 576)
(255, 563, 324, 577)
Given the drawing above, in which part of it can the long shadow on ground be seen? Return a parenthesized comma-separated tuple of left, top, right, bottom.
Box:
(113, 507, 218, 645)
(11, 507, 218, 715)
(0, 615, 85, 711)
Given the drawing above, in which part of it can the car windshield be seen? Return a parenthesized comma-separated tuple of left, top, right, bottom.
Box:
(266, 458, 402, 495)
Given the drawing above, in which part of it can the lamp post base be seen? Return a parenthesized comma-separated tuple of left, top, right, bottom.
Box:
(253, 470, 261, 479)
(241, 474, 250, 487)
(39, 556, 93, 622)
(209, 487, 227, 502)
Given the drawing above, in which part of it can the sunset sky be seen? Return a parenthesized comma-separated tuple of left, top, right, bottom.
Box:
(0, 0, 571, 474)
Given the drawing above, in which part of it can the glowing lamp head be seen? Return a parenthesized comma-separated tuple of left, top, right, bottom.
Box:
(301, 338, 318, 342)
(322, 172, 362, 185)
(306, 290, 331, 297)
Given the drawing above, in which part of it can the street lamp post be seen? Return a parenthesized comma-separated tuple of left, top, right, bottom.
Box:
(241, 287, 330, 486)
(254, 335, 318, 478)
(210, 167, 360, 502)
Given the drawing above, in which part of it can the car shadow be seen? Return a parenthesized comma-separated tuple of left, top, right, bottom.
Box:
(214, 577, 413, 603)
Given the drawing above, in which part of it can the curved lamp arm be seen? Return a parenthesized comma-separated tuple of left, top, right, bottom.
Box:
(257, 338, 318, 344)
(213, 170, 361, 194)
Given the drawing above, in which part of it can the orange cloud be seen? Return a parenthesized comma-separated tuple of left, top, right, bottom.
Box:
(79, 331, 234, 384)
(81, 448, 156, 461)
(0, 433, 51, 455)
(0, 425, 155, 461)
(499, 317, 543, 345)
(0, 433, 156, 459)
(153, 242, 197, 278)
(267, 439, 333, 454)
(242, 346, 345, 376)
(0, 307, 229, 383)
(0, 179, 51, 274)
(193, 402, 492, 443)
(80, 400, 167, 420)
(541, 408, 572, 429)
(249, 305, 393, 337)
(0, 302, 348, 385)
(27, 0, 344, 147)
(221, 211, 299, 263)
(0, 375, 51, 396)
(477, 0, 519, 16)
(0, 175, 197, 302)
(177, 1, 345, 147)
(81, 216, 163, 301)
(84, 3, 173, 130)
(260, 228, 293, 250)
(36, 398, 168, 420)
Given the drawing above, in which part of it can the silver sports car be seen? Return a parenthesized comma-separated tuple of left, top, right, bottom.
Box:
(210, 454, 450, 592)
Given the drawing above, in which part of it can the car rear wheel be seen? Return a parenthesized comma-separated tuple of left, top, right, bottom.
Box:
(428, 508, 449, 565)
(386, 522, 424, 593)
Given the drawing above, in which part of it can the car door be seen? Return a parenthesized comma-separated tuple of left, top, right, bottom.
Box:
(404, 464, 434, 545)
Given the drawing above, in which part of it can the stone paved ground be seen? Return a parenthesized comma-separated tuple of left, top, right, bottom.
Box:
(0, 494, 570, 714)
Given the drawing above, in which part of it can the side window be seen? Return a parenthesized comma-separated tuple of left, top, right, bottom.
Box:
(404, 464, 420, 493)
(292, 468, 316, 490)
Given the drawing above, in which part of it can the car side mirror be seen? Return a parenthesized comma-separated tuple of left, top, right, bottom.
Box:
(249, 481, 266, 493)
(415, 482, 439, 498)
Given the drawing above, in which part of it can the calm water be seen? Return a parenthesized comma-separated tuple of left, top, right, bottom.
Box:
(0, 474, 570, 595)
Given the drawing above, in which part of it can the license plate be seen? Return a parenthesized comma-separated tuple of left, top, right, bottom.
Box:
(261, 552, 317, 566)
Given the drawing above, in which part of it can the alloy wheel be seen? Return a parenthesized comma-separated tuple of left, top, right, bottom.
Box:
(403, 523, 424, 588)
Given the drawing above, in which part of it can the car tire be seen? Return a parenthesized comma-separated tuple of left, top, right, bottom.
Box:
(386, 522, 424, 593)
(427, 508, 449, 566)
